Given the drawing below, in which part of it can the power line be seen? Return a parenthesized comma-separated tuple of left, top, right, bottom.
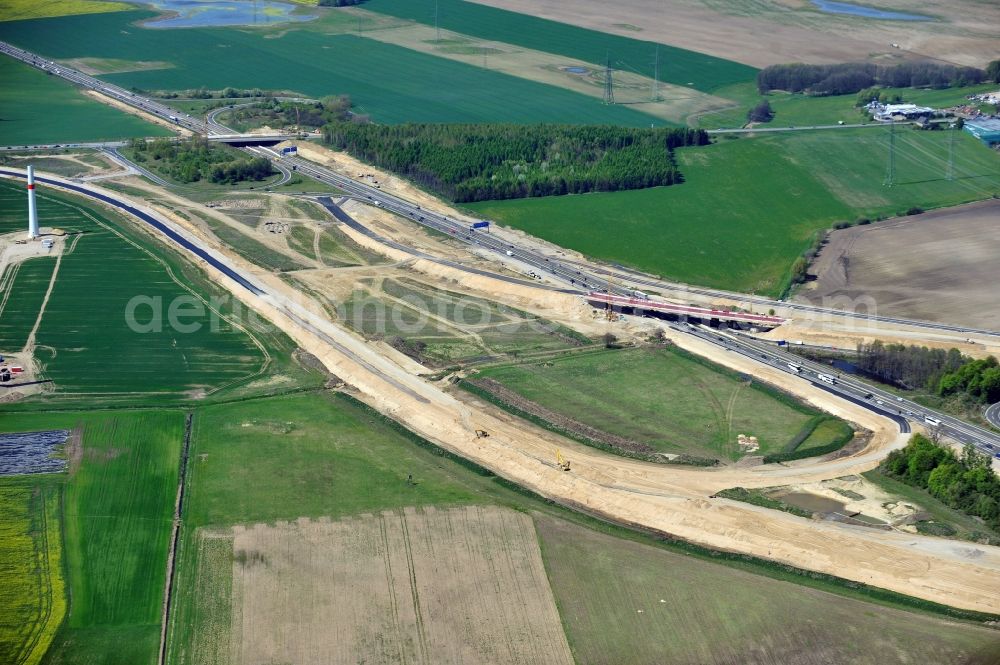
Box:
(603, 51, 615, 105)
(652, 45, 660, 102)
(946, 123, 956, 181)
(883, 120, 896, 187)
(434, 0, 440, 41)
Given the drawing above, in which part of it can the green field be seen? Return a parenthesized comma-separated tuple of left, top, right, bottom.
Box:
(469, 346, 847, 461)
(0, 56, 168, 145)
(470, 128, 1000, 295)
(0, 11, 661, 126)
(181, 392, 491, 526)
(0, 410, 184, 665)
(0, 257, 55, 352)
(535, 514, 1000, 664)
(0, 181, 314, 405)
(363, 0, 756, 93)
(698, 82, 1000, 130)
(0, 477, 65, 665)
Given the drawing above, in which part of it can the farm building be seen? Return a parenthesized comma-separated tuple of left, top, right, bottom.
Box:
(964, 119, 1000, 146)
(870, 103, 935, 122)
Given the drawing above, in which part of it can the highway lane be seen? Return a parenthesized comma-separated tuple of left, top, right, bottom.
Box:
(6, 40, 1000, 454)
(103, 147, 170, 187)
(0, 167, 265, 295)
(6, 38, 999, 341)
(695, 324, 1000, 455)
(316, 197, 569, 290)
(7, 157, 1000, 457)
(1, 141, 126, 151)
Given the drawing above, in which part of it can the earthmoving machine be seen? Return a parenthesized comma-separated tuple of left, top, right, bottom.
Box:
(475, 429, 490, 439)
(556, 449, 571, 471)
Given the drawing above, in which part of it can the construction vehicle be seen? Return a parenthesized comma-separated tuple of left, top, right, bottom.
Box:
(556, 449, 571, 471)
(475, 429, 490, 439)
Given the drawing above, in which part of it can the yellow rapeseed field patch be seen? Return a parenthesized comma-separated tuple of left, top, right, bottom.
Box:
(0, 0, 130, 23)
(0, 481, 66, 665)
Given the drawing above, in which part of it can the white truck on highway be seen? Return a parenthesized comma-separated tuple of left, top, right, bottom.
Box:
(817, 373, 837, 385)
(787, 363, 802, 373)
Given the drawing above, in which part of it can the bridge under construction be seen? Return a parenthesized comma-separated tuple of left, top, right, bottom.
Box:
(586, 291, 786, 328)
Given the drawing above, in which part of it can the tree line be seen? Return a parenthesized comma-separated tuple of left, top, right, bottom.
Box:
(854, 341, 1000, 403)
(881, 434, 999, 536)
(321, 122, 709, 202)
(855, 340, 966, 390)
(757, 61, 988, 96)
(127, 138, 273, 185)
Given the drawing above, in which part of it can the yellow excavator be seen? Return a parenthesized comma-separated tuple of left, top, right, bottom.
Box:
(556, 449, 571, 471)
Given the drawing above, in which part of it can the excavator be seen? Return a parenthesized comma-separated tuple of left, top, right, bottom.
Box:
(556, 449, 571, 472)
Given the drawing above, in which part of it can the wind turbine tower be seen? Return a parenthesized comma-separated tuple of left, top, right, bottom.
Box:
(27, 165, 39, 239)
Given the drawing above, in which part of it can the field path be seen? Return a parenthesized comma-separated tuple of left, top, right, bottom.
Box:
(21, 234, 74, 355)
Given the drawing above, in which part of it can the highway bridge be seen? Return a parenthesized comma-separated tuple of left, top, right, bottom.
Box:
(208, 133, 308, 146)
(586, 292, 786, 327)
(4, 40, 1000, 457)
(6, 36, 999, 340)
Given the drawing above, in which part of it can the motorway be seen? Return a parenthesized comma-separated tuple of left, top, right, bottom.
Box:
(5, 39, 1000, 456)
(676, 322, 1000, 454)
(6, 37, 999, 340)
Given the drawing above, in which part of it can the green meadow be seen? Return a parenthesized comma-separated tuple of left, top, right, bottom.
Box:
(0, 55, 169, 145)
(469, 347, 848, 461)
(363, 0, 756, 93)
(471, 128, 1000, 295)
(0, 11, 660, 126)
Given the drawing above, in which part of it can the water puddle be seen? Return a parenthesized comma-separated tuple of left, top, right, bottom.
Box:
(810, 1, 931, 21)
(0, 430, 70, 475)
(776, 491, 846, 514)
(144, 0, 316, 29)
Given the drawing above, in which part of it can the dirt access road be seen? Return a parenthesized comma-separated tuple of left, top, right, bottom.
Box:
(468, 0, 1000, 68)
(12, 169, 1000, 614)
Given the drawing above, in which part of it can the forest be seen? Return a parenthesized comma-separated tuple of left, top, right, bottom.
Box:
(757, 62, 986, 96)
(854, 341, 999, 403)
(321, 123, 709, 202)
(881, 435, 999, 535)
(938, 356, 1000, 404)
(126, 138, 274, 185)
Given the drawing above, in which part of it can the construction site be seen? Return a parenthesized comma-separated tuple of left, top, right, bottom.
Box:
(2, 11, 1000, 663)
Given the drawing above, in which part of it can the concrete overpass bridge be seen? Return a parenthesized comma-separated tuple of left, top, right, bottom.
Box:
(587, 292, 786, 328)
(207, 133, 305, 146)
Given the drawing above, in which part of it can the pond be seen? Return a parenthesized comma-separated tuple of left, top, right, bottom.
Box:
(810, 1, 931, 21)
(144, 0, 316, 29)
